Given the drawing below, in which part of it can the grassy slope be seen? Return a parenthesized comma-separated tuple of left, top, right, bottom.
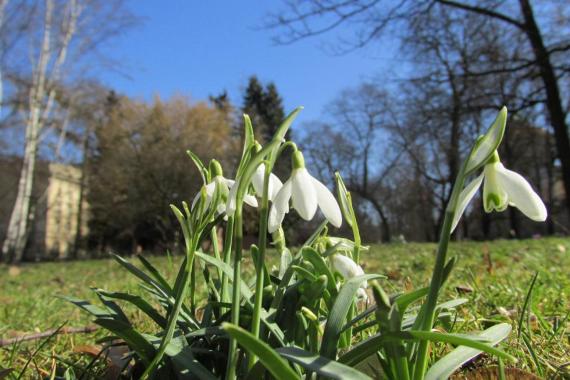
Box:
(1, 237, 569, 378)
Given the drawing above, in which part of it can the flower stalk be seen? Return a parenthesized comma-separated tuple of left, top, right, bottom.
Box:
(412, 160, 467, 380)
(248, 161, 271, 369)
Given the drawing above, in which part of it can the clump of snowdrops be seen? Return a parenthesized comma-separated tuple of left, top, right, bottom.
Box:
(67, 106, 546, 379)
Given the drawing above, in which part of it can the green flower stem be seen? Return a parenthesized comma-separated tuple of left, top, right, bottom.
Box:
(190, 260, 196, 315)
(211, 226, 222, 274)
(226, 205, 243, 380)
(248, 164, 271, 369)
(220, 217, 234, 315)
(345, 189, 361, 351)
(141, 234, 198, 379)
(412, 164, 467, 380)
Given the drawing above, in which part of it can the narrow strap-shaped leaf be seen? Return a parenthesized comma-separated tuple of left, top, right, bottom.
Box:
(186, 149, 208, 184)
(60, 296, 112, 318)
(301, 247, 338, 295)
(267, 106, 303, 163)
(236, 114, 255, 179)
(95, 289, 167, 328)
(93, 289, 130, 323)
(93, 318, 156, 365)
(338, 333, 386, 366)
(112, 254, 169, 297)
(425, 323, 512, 380)
(137, 254, 173, 292)
(169, 348, 218, 380)
(321, 274, 385, 359)
(394, 287, 429, 313)
(277, 346, 373, 380)
(164, 339, 218, 380)
(405, 330, 516, 362)
(195, 251, 253, 300)
(185, 326, 225, 338)
(222, 323, 300, 380)
(435, 298, 468, 311)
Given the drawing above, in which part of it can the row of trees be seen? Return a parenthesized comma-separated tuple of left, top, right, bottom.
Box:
(272, 0, 569, 241)
(1, 0, 568, 261)
(86, 76, 289, 255)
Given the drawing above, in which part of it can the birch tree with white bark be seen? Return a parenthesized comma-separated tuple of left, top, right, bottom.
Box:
(1, 0, 134, 262)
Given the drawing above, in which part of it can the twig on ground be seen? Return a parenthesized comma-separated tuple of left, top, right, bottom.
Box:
(0, 326, 98, 347)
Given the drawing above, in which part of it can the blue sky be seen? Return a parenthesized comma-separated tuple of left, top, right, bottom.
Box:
(98, 1, 405, 125)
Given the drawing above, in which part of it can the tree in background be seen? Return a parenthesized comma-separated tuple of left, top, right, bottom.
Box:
(270, 0, 570, 224)
(302, 83, 399, 242)
(87, 95, 235, 254)
(0, 0, 135, 262)
(242, 76, 289, 177)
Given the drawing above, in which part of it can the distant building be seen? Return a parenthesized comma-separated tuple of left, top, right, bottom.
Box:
(0, 157, 88, 260)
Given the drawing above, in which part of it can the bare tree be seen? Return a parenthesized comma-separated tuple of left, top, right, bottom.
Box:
(1, 0, 135, 262)
(302, 83, 402, 241)
(269, 0, 570, 220)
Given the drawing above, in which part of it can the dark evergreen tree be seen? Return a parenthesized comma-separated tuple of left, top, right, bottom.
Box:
(260, 83, 286, 143)
(242, 76, 290, 178)
(242, 76, 267, 140)
(242, 76, 289, 143)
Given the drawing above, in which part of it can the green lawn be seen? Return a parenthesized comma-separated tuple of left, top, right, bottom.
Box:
(1, 238, 569, 378)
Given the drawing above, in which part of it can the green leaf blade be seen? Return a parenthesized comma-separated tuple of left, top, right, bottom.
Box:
(222, 323, 300, 380)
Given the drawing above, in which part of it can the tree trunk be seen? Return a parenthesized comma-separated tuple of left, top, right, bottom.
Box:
(2, 0, 79, 262)
(368, 197, 391, 242)
(2, 0, 54, 263)
(519, 0, 570, 221)
(2, 130, 39, 262)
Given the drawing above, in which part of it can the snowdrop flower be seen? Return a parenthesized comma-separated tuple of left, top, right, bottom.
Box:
(452, 152, 547, 232)
(251, 163, 283, 201)
(268, 150, 342, 233)
(330, 254, 368, 300)
(192, 160, 257, 214)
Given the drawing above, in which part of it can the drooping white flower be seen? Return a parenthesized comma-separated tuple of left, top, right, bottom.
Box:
(192, 160, 257, 215)
(330, 254, 367, 300)
(251, 163, 283, 201)
(452, 153, 547, 232)
(268, 150, 342, 233)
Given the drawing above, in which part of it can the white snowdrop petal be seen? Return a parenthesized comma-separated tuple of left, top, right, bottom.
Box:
(496, 166, 547, 221)
(268, 173, 283, 201)
(251, 164, 265, 196)
(278, 248, 292, 279)
(268, 206, 286, 233)
(451, 173, 484, 233)
(331, 254, 361, 279)
(223, 178, 235, 188)
(311, 176, 342, 228)
(191, 182, 216, 210)
(356, 288, 368, 301)
(226, 183, 238, 216)
(191, 192, 201, 210)
(273, 179, 292, 213)
(267, 179, 292, 233)
(244, 194, 259, 208)
(291, 169, 317, 221)
(205, 181, 217, 197)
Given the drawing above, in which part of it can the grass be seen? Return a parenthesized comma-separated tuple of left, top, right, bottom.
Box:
(1, 237, 569, 378)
